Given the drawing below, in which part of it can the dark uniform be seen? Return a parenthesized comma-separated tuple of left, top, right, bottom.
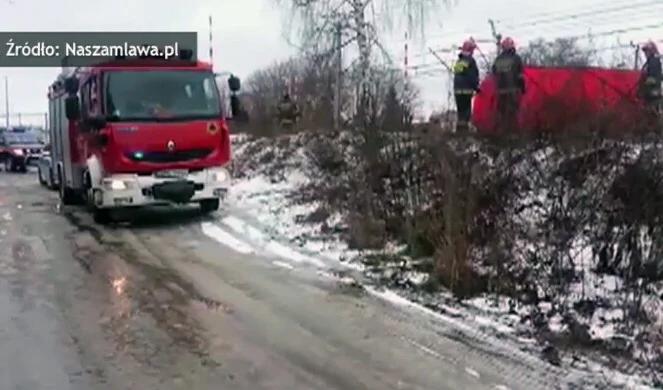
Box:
(638, 53, 662, 115)
(276, 94, 300, 129)
(492, 48, 525, 132)
(453, 52, 480, 132)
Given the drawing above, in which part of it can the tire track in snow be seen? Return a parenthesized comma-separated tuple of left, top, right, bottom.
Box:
(219, 215, 326, 268)
(272, 261, 295, 270)
(200, 222, 254, 254)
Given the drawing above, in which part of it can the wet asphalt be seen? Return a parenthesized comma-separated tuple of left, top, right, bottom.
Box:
(0, 169, 571, 390)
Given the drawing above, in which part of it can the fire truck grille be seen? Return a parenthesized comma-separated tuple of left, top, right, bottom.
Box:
(126, 149, 212, 163)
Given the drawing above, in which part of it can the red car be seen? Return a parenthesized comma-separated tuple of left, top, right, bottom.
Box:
(0, 130, 46, 172)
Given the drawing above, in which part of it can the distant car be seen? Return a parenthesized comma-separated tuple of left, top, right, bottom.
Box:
(37, 150, 56, 189)
(0, 131, 45, 172)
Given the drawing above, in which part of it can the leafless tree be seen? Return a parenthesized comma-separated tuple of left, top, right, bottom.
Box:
(243, 54, 357, 134)
(520, 37, 597, 67)
(277, 0, 448, 127)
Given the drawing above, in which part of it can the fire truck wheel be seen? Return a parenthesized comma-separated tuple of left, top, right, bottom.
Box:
(200, 199, 220, 213)
(58, 173, 80, 205)
(5, 157, 14, 172)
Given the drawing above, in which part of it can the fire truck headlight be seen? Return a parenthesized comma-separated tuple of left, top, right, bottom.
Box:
(103, 179, 128, 191)
(12, 148, 23, 156)
(212, 169, 229, 183)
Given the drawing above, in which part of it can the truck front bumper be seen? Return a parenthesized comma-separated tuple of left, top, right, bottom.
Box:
(92, 167, 231, 208)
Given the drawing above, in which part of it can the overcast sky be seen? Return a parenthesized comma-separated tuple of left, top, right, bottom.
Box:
(0, 0, 661, 125)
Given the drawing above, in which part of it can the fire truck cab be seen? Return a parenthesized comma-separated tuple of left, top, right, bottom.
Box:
(48, 53, 241, 223)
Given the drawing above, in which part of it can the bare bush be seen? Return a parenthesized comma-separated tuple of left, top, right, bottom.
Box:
(241, 53, 418, 137)
(520, 37, 597, 67)
(241, 56, 338, 136)
(277, 0, 447, 126)
(302, 114, 662, 375)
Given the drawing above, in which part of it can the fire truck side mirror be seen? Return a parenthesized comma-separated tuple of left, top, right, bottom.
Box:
(228, 75, 241, 92)
(65, 96, 81, 121)
(64, 77, 79, 95)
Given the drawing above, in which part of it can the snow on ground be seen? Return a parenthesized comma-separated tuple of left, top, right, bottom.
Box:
(226, 171, 359, 266)
(227, 133, 369, 269)
(201, 222, 254, 254)
(220, 132, 660, 389)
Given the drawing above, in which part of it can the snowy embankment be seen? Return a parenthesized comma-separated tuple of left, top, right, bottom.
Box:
(223, 133, 357, 267)
(216, 132, 660, 389)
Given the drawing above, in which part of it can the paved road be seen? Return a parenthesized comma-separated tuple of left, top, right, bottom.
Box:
(0, 169, 576, 390)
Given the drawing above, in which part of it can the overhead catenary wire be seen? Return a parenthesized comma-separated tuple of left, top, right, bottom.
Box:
(419, 21, 663, 55)
(494, 0, 644, 25)
(390, 0, 655, 46)
(493, 7, 663, 39)
(496, 0, 663, 30)
(396, 14, 661, 64)
(393, 1, 663, 63)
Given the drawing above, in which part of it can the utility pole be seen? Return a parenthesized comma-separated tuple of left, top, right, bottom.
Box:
(4, 76, 8, 129)
(333, 22, 342, 130)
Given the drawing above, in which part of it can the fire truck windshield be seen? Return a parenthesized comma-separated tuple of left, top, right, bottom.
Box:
(104, 70, 222, 121)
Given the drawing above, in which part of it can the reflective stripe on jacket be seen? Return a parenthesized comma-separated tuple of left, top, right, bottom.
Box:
(453, 54, 479, 93)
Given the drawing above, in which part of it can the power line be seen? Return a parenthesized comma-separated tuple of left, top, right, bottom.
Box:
(451, 6, 662, 46)
(390, 2, 663, 73)
(496, 0, 662, 29)
(499, 6, 663, 37)
(392, 0, 663, 50)
(494, 0, 640, 25)
(421, 21, 663, 53)
(560, 21, 663, 41)
(394, 7, 662, 64)
(392, 0, 643, 46)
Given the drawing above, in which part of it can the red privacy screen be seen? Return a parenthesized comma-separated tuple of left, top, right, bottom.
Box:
(472, 66, 645, 134)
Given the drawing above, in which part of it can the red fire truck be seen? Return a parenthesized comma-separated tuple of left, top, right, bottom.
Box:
(48, 52, 241, 223)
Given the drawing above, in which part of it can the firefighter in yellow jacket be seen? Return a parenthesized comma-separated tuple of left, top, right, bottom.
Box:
(452, 39, 480, 133)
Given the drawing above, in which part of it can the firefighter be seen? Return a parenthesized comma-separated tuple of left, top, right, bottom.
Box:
(276, 92, 300, 130)
(638, 40, 662, 119)
(492, 37, 525, 132)
(453, 39, 480, 133)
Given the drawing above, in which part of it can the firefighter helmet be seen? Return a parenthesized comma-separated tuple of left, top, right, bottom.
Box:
(500, 37, 516, 51)
(461, 39, 477, 53)
(642, 40, 659, 55)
